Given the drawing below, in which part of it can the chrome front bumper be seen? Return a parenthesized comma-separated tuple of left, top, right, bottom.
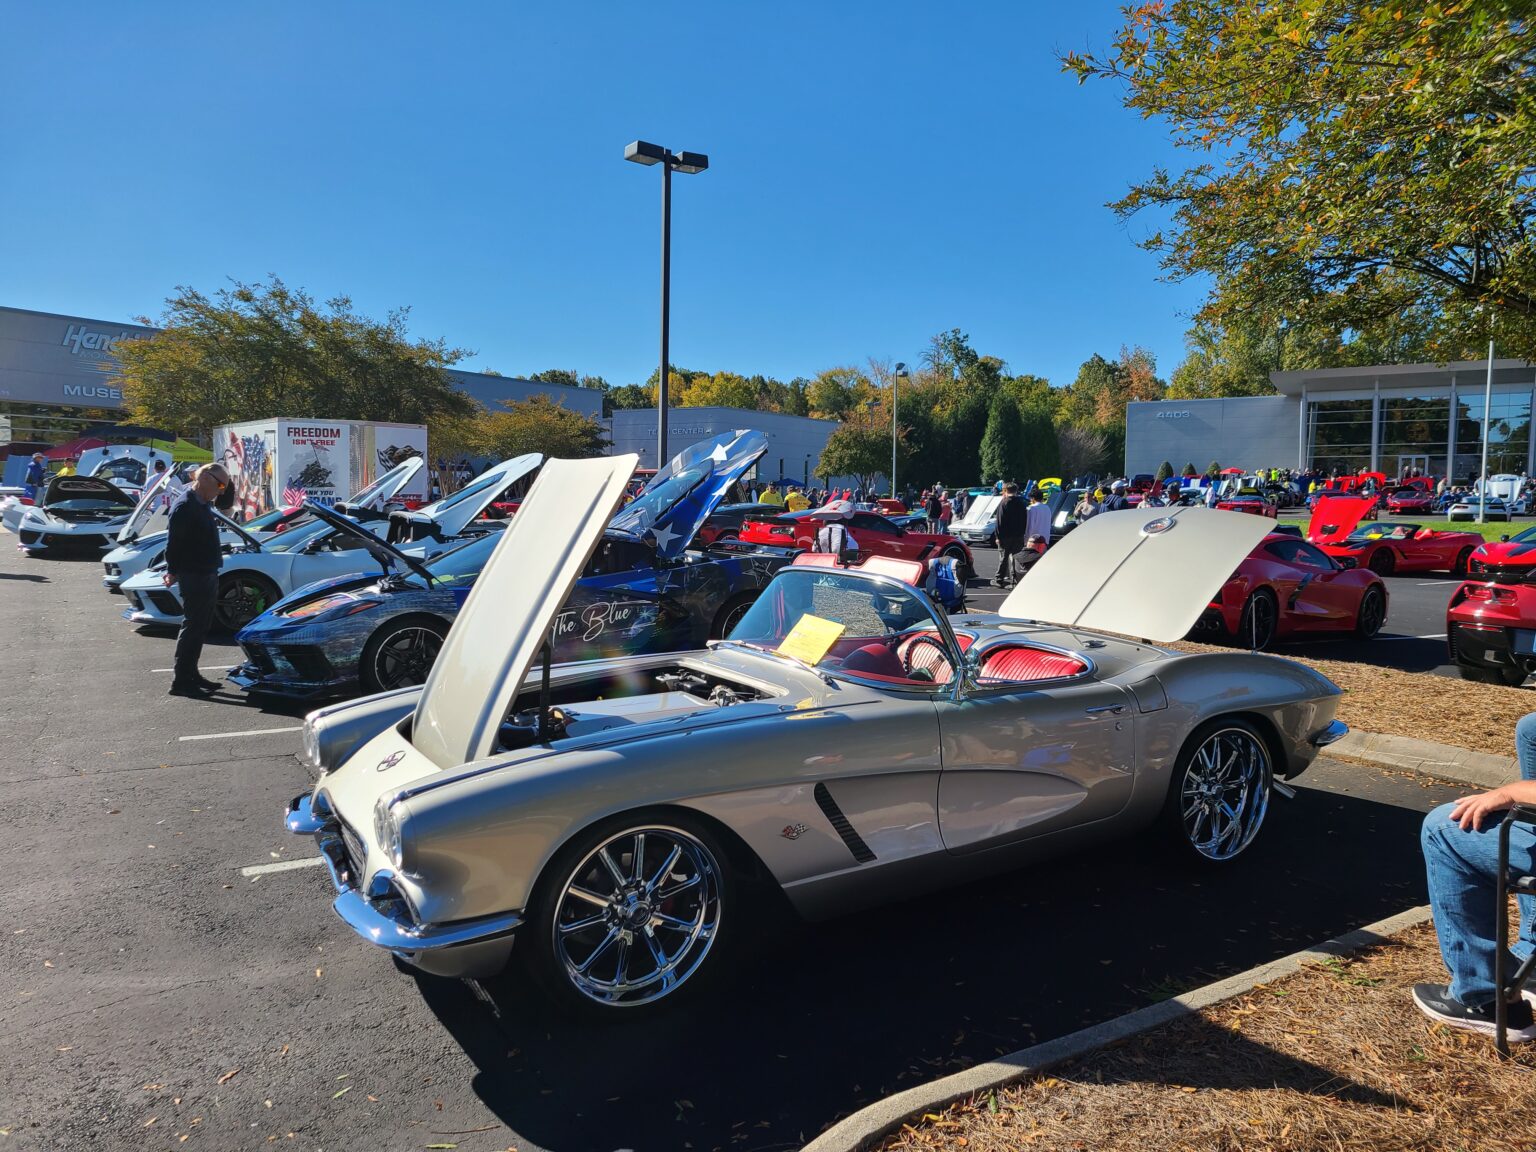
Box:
(1311, 719, 1349, 747)
(286, 793, 521, 976)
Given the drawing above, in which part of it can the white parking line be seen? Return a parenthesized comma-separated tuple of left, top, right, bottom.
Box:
(151, 664, 235, 673)
(1377, 633, 1446, 641)
(1414, 581, 1451, 587)
(177, 725, 301, 743)
(239, 857, 324, 877)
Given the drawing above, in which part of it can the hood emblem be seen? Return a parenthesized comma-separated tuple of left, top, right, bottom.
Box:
(377, 749, 407, 772)
(1141, 516, 1177, 536)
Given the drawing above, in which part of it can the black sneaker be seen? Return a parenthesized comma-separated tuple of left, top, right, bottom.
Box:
(1412, 983, 1536, 1041)
(168, 682, 216, 699)
(195, 676, 224, 693)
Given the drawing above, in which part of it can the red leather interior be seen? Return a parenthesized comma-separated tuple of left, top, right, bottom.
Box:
(978, 645, 1087, 682)
(792, 553, 840, 569)
(841, 643, 907, 678)
(858, 556, 925, 585)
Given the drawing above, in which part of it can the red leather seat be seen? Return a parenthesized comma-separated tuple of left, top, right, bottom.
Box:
(840, 643, 907, 679)
(978, 646, 1087, 682)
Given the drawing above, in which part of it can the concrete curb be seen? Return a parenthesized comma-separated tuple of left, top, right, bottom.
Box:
(1331, 729, 1519, 790)
(801, 905, 1433, 1152)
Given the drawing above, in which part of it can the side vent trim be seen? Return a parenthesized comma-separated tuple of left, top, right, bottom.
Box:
(814, 782, 876, 863)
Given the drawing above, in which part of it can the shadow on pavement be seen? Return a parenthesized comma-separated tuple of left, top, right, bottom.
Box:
(1282, 636, 1450, 674)
(415, 783, 1441, 1152)
(0, 572, 50, 582)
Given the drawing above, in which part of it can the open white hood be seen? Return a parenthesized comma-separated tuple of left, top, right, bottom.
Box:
(411, 454, 639, 769)
(999, 506, 1273, 643)
(116, 470, 176, 543)
(406, 453, 542, 540)
(336, 456, 424, 513)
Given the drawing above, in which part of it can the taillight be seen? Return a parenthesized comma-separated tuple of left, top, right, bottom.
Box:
(1465, 585, 1516, 604)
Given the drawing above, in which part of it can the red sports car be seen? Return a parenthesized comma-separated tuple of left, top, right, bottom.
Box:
(738, 509, 974, 576)
(1191, 532, 1388, 650)
(1308, 496, 1481, 576)
(1215, 489, 1278, 519)
(1384, 486, 1435, 515)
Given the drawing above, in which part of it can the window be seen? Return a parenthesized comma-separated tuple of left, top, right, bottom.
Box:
(1309, 399, 1374, 474)
(1379, 395, 1450, 477)
(1453, 389, 1531, 483)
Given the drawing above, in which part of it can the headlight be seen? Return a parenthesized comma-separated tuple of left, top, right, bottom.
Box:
(301, 717, 321, 769)
(373, 796, 405, 870)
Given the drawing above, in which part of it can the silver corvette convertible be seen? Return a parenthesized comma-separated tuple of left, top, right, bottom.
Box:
(287, 456, 1346, 1016)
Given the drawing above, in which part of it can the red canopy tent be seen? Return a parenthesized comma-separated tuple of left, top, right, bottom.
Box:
(43, 436, 109, 461)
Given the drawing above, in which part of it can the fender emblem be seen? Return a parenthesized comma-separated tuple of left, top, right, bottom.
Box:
(377, 750, 407, 772)
(781, 823, 809, 841)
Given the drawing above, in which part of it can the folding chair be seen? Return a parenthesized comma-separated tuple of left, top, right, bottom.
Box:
(1495, 803, 1536, 1056)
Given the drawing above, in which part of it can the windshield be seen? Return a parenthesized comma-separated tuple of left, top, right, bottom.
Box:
(1346, 523, 1415, 541)
(610, 465, 708, 534)
(387, 532, 498, 590)
(94, 459, 148, 485)
(419, 466, 517, 518)
(724, 568, 950, 685)
(265, 518, 336, 553)
(243, 504, 307, 532)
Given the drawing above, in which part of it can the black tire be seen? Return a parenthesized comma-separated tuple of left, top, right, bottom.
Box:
(1159, 718, 1274, 865)
(1353, 585, 1386, 639)
(716, 531, 739, 543)
(521, 810, 735, 1019)
(1453, 547, 1474, 578)
(213, 571, 282, 633)
(1458, 663, 1528, 688)
(359, 614, 449, 693)
(1234, 589, 1277, 651)
(710, 593, 757, 641)
(1367, 548, 1395, 576)
(942, 544, 973, 582)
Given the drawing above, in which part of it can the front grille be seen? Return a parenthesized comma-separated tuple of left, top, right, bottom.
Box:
(147, 591, 184, 617)
(18, 530, 40, 546)
(243, 644, 278, 676)
(280, 645, 333, 682)
(104, 562, 121, 578)
(125, 590, 143, 610)
(339, 820, 367, 883)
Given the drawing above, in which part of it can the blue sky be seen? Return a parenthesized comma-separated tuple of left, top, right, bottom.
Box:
(0, 2, 1205, 389)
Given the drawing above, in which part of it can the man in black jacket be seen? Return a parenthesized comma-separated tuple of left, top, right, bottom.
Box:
(994, 482, 1028, 587)
(164, 463, 233, 698)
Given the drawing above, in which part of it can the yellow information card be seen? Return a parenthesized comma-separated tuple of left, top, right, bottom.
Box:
(775, 613, 847, 665)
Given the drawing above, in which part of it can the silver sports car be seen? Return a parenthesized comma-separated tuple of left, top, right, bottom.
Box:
(286, 457, 1346, 1017)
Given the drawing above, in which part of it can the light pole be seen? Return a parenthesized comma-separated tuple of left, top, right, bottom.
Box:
(624, 139, 709, 468)
(891, 362, 908, 499)
(1479, 333, 1495, 523)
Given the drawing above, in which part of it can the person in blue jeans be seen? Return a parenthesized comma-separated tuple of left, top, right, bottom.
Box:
(1415, 711, 1536, 1040)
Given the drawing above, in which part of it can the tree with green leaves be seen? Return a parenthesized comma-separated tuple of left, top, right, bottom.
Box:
(1156, 460, 1174, 482)
(1183, 462, 1198, 476)
(428, 394, 607, 489)
(113, 278, 475, 437)
(818, 412, 902, 496)
(526, 368, 611, 391)
(979, 394, 1026, 484)
(1064, 2, 1536, 357)
(1208, 460, 1222, 476)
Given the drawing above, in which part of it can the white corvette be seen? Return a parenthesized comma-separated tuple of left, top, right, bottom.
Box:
(8, 475, 141, 554)
(102, 457, 424, 595)
(119, 453, 541, 633)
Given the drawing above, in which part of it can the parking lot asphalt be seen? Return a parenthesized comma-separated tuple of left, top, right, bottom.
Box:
(0, 540, 1473, 1152)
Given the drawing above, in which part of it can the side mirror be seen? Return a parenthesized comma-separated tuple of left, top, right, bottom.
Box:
(1501, 535, 1511, 542)
(963, 651, 983, 682)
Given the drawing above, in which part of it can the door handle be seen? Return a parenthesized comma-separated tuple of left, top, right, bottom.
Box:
(1085, 704, 1125, 716)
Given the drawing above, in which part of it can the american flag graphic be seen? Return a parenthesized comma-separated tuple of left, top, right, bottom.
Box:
(281, 485, 306, 507)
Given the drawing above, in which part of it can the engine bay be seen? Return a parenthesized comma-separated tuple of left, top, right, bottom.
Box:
(495, 664, 767, 752)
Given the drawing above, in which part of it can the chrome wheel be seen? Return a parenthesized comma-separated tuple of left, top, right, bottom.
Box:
(551, 825, 723, 1008)
(1178, 726, 1271, 861)
(372, 625, 443, 689)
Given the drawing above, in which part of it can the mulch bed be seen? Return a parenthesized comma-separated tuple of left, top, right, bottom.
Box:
(1168, 639, 1530, 759)
(879, 919, 1535, 1152)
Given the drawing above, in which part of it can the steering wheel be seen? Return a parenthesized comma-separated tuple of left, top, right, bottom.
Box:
(900, 634, 953, 682)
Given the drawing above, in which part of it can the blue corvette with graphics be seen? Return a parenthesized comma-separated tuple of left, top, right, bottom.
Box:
(228, 431, 792, 698)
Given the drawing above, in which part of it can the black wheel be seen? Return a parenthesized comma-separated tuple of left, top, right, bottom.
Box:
(1160, 719, 1274, 864)
(522, 812, 734, 1018)
(1458, 663, 1528, 687)
(710, 593, 757, 640)
(214, 572, 281, 632)
(716, 531, 739, 543)
(1354, 585, 1386, 639)
(1367, 548, 1395, 576)
(1453, 547, 1474, 578)
(360, 614, 449, 692)
(1234, 589, 1277, 650)
(942, 544, 973, 582)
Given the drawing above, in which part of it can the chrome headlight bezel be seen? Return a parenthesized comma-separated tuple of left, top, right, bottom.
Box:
(373, 795, 406, 871)
(301, 717, 321, 770)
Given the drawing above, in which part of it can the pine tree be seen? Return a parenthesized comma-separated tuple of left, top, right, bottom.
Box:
(979, 394, 1026, 484)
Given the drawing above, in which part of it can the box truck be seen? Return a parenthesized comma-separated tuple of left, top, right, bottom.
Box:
(211, 417, 427, 519)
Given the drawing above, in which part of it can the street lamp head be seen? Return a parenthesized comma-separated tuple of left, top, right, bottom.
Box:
(672, 151, 709, 174)
(624, 140, 666, 166)
(893, 362, 909, 379)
